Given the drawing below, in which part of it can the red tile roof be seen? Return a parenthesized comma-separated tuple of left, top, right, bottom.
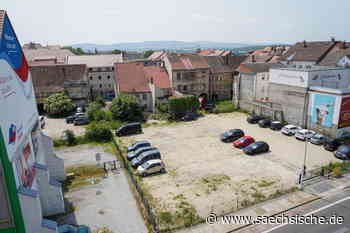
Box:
(143, 65, 171, 89)
(148, 51, 167, 61)
(167, 54, 210, 70)
(198, 49, 232, 56)
(116, 62, 170, 93)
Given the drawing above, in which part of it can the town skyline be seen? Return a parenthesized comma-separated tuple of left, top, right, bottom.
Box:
(4, 0, 350, 46)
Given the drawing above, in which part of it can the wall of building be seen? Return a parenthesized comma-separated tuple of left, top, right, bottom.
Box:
(210, 72, 233, 100)
(128, 92, 153, 112)
(87, 67, 115, 96)
(172, 69, 210, 96)
(255, 72, 270, 101)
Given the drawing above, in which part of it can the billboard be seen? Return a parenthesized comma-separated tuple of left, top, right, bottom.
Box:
(310, 94, 336, 128)
(338, 97, 350, 128)
(0, 13, 38, 162)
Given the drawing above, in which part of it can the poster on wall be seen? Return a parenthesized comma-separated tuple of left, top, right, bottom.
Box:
(13, 139, 37, 189)
(311, 94, 336, 128)
(0, 12, 38, 161)
(30, 121, 40, 158)
(338, 97, 350, 128)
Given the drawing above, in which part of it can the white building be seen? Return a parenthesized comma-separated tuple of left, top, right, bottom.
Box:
(67, 54, 123, 99)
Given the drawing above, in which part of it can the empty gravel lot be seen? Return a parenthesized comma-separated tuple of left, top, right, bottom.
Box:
(121, 112, 339, 230)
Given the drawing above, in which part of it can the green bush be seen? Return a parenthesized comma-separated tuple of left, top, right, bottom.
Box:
(109, 94, 144, 122)
(87, 102, 103, 121)
(213, 100, 235, 114)
(168, 96, 199, 120)
(333, 167, 342, 178)
(63, 130, 77, 146)
(95, 95, 106, 107)
(85, 121, 113, 142)
(43, 93, 76, 117)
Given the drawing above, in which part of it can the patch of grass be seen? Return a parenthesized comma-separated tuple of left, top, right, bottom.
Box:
(173, 194, 185, 201)
(251, 190, 266, 201)
(257, 180, 275, 188)
(212, 100, 236, 114)
(63, 165, 105, 191)
(201, 174, 231, 194)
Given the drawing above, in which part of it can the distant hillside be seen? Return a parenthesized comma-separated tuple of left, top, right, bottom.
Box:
(71, 41, 252, 53)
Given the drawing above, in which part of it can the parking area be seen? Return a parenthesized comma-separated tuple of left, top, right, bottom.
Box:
(122, 112, 339, 228)
(42, 117, 86, 138)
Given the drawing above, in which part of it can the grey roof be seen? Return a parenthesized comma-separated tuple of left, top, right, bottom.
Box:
(240, 63, 285, 73)
(67, 54, 123, 67)
(319, 49, 350, 66)
(202, 56, 233, 73)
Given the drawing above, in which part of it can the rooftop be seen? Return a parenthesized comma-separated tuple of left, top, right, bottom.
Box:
(24, 48, 74, 64)
(202, 56, 233, 73)
(166, 54, 210, 70)
(67, 54, 123, 67)
(271, 65, 350, 72)
(309, 86, 350, 95)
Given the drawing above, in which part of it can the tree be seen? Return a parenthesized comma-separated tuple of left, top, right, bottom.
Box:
(144, 50, 154, 58)
(95, 95, 106, 107)
(62, 130, 77, 146)
(109, 94, 144, 122)
(112, 49, 122, 54)
(168, 96, 199, 120)
(87, 102, 103, 121)
(43, 93, 75, 117)
(85, 121, 113, 142)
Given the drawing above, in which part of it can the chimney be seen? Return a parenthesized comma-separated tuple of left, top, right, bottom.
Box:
(331, 37, 336, 43)
(251, 55, 256, 63)
(303, 40, 307, 48)
(343, 41, 347, 49)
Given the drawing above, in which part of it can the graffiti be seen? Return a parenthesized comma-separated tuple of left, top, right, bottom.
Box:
(311, 94, 336, 128)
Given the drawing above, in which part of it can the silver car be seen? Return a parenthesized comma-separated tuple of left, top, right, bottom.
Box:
(137, 159, 165, 177)
(281, 125, 301, 136)
(310, 134, 326, 145)
(295, 129, 315, 141)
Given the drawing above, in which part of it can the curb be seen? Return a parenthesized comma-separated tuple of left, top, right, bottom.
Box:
(226, 195, 321, 233)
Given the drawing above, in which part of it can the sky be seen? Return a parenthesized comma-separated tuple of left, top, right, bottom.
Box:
(3, 0, 350, 46)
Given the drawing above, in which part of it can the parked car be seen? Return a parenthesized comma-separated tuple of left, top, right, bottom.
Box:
(258, 119, 271, 128)
(220, 129, 244, 143)
(233, 136, 255, 149)
(39, 116, 45, 129)
(131, 149, 161, 168)
(137, 159, 165, 177)
(246, 115, 263, 124)
(281, 125, 301, 136)
(116, 122, 142, 137)
(310, 134, 326, 145)
(127, 140, 151, 152)
(76, 107, 84, 113)
(66, 113, 85, 124)
(295, 129, 316, 141)
(270, 121, 283, 131)
(334, 145, 350, 160)
(243, 141, 270, 155)
(127, 146, 156, 161)
(181, 112, 198, 121)
(73, 117, 90, 126)
(323, 138, 342, 152)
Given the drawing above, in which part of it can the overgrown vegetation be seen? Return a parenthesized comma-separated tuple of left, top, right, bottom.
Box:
(109, 94, 144, 122)
(85, 121, 113, 142)
(43, 93, 75, 117)
(200, 174, 231, 194)
(212, 100, 236, 114)
(63, 165, 106, 191)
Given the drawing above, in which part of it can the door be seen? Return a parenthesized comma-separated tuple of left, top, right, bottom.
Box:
(0, 161, 13, 229)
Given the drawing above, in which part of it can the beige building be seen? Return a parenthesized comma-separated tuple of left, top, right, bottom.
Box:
(67, 55, 123, 98)
(164, 54, 210, 98)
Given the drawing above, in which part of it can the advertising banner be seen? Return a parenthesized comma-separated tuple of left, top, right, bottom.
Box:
(338, 97, 350, 128)
(0, 14, 38, 161)
(310, 93, 336, 128)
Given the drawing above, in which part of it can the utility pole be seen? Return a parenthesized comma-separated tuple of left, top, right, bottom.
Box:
(300, 88, 309, 190)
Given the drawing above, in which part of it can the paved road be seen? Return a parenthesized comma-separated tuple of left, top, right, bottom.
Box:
(265, 197, 350, 233)
(238, 190, 350, 233)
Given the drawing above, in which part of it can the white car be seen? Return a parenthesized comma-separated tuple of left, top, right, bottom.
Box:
(137, 159, 165, 177)
(295, 129, 316, 141)
(281, 125, 301, 136)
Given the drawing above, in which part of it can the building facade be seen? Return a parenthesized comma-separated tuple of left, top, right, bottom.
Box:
(164, 54, 210, 98)
(67, 55, 123, 99)
(0, 10, 65, 233)
(30, 64, 89, 106)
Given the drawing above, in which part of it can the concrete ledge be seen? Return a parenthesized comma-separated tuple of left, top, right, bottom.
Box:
(34, 162, 48, 171)
(18, 186, 39, 198)
(42, 219, 58, 230)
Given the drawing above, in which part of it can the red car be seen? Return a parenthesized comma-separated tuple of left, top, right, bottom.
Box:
(233, 136, 255, 148)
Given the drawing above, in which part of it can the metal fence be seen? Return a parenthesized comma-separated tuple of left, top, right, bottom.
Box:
(112, 138, 159, 233)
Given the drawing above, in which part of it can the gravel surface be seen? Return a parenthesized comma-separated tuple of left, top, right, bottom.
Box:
(42, 117, 86, 138)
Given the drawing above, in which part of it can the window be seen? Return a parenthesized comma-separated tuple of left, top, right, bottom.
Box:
(183, 85, 188, 91)
(98, 76, 102, 80)
(88, 68, 92, 72)
(108, 84, 111, 88)
(99, 84, 102, 89)
(142, 94, 147, 100)
(111, 67, 114, 71)
(0, 163, 13, 229)
(89, 76, 93, 80)
(177, 85, 182, 91)
(177, 73, 181, 80)
(202, 71, 206, 74)
(107, 76, 111, 80)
